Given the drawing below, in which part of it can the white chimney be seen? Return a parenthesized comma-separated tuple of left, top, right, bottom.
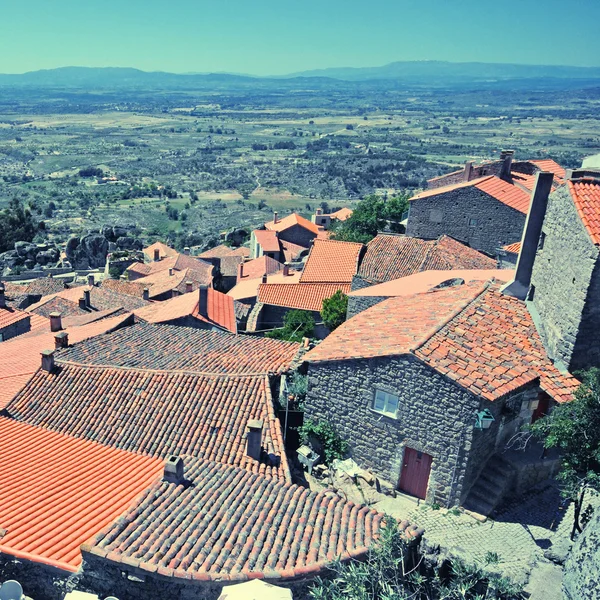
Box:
(164, 455, 185, 485)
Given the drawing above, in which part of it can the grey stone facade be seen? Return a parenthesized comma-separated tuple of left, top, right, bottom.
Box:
(276, 224, 316, 249)
(530, 185, 600, 372)
(406, 187, 525, 255)
(304, 354, 527, 507)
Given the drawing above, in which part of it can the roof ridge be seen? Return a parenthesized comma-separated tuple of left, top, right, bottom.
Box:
(55, 360, 277, 379)
(409, 280, 492, 354)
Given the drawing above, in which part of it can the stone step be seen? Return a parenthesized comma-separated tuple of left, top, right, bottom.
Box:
(463, 496, 495, 516)
(467, 486, 503, 507)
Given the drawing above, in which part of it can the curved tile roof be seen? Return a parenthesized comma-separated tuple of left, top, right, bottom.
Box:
(300, 239, 363, 284)
(83, 456, 403, 582)
(568, 179, 600, 246)
(258, 283, 351, 312)
(265, 213, 320, 235)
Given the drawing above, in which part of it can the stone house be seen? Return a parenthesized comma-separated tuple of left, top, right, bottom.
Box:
(304, 279, 577, 513)
(311, 206, 353, 230)
(265, 211, 320, 248)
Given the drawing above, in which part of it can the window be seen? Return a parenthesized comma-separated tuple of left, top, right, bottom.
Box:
(373, 389, 399, 417)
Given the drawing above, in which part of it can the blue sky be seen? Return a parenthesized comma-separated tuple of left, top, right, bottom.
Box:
(1, 0, 599, 74)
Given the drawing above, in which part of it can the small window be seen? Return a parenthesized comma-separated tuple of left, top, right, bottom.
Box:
(429, 209, 443, 224)
(373, 389, 399, 417)
(469, 218, 478, 227)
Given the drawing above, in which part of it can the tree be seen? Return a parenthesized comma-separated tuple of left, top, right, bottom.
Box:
(384, 192, 410, 233)
(530, 368, 600, 539)
(0, 198, 39, 253)
(321, 290, 348, 331)
(265, 309, 315, 343)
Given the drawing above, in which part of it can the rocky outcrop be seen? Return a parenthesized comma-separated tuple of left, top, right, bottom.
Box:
(66, 234, 109, 269)
(0, 242, 62, 275)
(563, 510, 600, 599)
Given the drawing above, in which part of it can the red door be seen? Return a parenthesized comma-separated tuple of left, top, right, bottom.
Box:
(531, 393, 550, 424)
(398, 447, 432, 499)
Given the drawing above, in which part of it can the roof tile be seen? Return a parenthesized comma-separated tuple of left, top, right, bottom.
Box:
(258, 283, 351, 312)
(300, 239, 363, 284)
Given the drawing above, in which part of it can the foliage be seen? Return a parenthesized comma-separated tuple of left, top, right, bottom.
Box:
(299, 418, 349, 465)
(79, 166, 104, 178)
(108, 265, 122, 279)
(331, 192, 410, 243)
(286, 371, 308, 405)
(321, 290, 349, 331)
(310, 517, 524, 600)
(265, 309, 315, 343)
(529, 368, 600, 538)
(0, 198, 39, 253)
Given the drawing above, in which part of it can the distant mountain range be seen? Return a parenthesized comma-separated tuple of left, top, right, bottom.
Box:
(1, 61, 599, 90)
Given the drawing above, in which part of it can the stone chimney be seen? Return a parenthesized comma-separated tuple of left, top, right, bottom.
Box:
(54, 331, 69, 350)
(163, 455, 185, 485)
(462, 161, 474, 182)
(198, 285, 209, 317)
(0, 287, 5, 309)
(143, 287, 150, 301)
(49, 312, 62, 332)
(262, 273, 268, 284)
(501, 172, 554, 300)
(500, 150, 515, 180)
(78, 297, 87, 310)
(246, 420, 263, 460)
(273, 211, 279, 224)
(238, 261, 244, 280)
(41, 349, 55, 373)
(87, 274, 95, 287)
(153, 248, 160, 262)
(184, 247, 190, 255)
(283, 263, 290, 277)
(316, 208, 323, 216)
(83, 289, 91, 308)
(185, 280, 193, 293)
(169, 268, 174, 276)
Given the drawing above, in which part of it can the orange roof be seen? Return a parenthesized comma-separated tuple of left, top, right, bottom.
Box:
(0, 417, 161, 572)
(411, 175, 530, 214)
(253, 229, 280, 252)
(143, 241, 177, 261)
(134, 287, 237, 333)
(0, 307, 29, 330)
(529, 159, 566, 180)
(258, 283, 351, 312)
(329, 207, 353, 221)
(503, 241, 522, 254)
(126, 253, 213, 283)
(569, 179, 600, 245)
(131, 267, 207, 299)
(307, 282, 578, 403)
(238, 255, 284, 282)
(227, 270, 302, 302)
(349, 269, 514, 298)
(0, 312, 133, 409)
(300, 239, 363, 284)
(265, 213, 320, 235)
(281, 239, 309, 261)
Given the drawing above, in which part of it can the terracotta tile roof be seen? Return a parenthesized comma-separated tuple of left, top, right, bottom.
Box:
(410, 176, 531, 214)
(307, 282, 578, 403)
(258, 283, 351, 312)
(28, 312, 50, 333)
(227, 270, 302, 302)
(131, 267, 208, 299)
(0, 416, 162, 572)
(198, 244, 249, 260)
(529, 159, 566, 180)
(348, 269, 513, 298)
(0, 307, 30, 330)
(83, 455, 392, 582)
(253, 230, 280, 253)
(239, 256, 284, 282)
(265, 213, 320, 235)
(300, 239, 363, 284)
(358, 234, 496, 284)
(9, 366, 290, 482)
(228, 246, 251, 258)
(281, 239, 309, 262)
(22, 277, 67, 297)
(568, 179, 600, 245)
(133, 287, 237, 333)
(329, 207, 353, 221)
(503, 242, 521, 254)
(101, 278, 148, 298)
(143, 241, 178, 261)
(126, 253, 214, 284)
(53, 322, 299, 375)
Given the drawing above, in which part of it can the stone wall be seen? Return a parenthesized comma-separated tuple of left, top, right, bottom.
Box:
(0, 315, 30, 342)
(350, 275, 374, 291)
(305, 355, 492, 506)
(346, 295, 387, 319)
(259, 304, 329, 339)
(406, 187, 525, 255)
(277, 224, 315, 249)
(530, 185, 600, 371)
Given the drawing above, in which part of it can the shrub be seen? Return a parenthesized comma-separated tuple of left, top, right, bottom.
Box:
(266, 309, 315, 343)
(299, 419, 348, 465)
(321, 290, 348, 331)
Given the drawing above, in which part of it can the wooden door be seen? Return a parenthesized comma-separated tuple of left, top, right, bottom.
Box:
(398, 447, 432, 499)
(531, 393, 550, 424)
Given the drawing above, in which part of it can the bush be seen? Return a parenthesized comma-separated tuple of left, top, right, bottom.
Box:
(265, 309, 315, 343)
(321, 290, 348, 331)
(299, 419, 349, 465)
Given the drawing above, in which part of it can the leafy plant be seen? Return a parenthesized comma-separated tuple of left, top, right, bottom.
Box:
(299, 419, 349, 465)
(321, 290, 348, 331)
(484, 551, 500, 565)
(286, 372, 308, 406)
(265, 309, 315, 343)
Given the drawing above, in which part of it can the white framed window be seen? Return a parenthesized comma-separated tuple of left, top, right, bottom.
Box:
(373, 389, 399, 417)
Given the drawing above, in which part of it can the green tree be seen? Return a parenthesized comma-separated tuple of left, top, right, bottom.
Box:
(321, 290, 348, 331)
(530, 368, 600, 539)
(384, 192, 410, 233)
(331, 194, 384, 243)
(265, 309, 315, 343)
(0, 198, 39, 253)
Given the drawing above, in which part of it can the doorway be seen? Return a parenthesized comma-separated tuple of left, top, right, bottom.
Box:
(398, 447, 432, 499)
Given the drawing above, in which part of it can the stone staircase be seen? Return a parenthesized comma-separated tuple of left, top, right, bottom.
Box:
(463, 455, 515, 517)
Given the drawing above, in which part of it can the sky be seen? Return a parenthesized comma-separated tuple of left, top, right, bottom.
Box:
(1, 0, 599, 75)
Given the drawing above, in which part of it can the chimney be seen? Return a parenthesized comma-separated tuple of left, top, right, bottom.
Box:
(273, 211, 279, 224)
(153, 248, 160, 262)
(262, 273, 268, 284)
(198, 284, 208, 317)
(78, 296, 87, 310)
(143, 287, 150, 301)
(84, 289, 91, 308)
(246, 420, 263, 460)
(501, 172, 554, 300)
(0, 287, 5, 309)
(463, 161, 474, 182)
(500, 150, 514, 180)
(49, 311, 62, 332)
(283, 263, 290, 277)
(54, 331, 69, 349)
(87, 274, 95, 287)
(185, 280, 193, 293)
(163, 455, 185, 485)
(184, 247, 190, 255)
(41, 349, 55, 373)
(169, 268, 174, 276)
(316, 208, 323, 216)
(238, 261, 244, 280)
